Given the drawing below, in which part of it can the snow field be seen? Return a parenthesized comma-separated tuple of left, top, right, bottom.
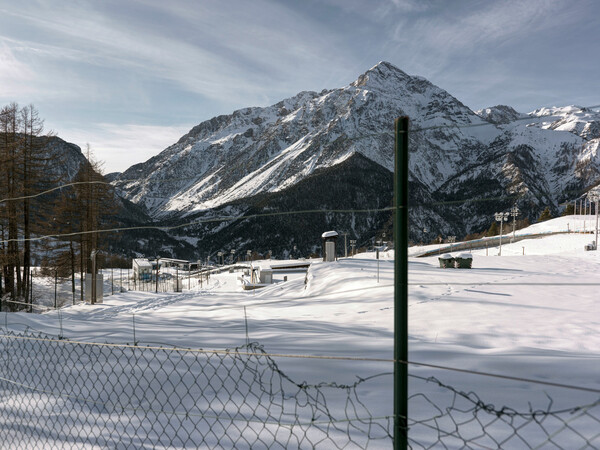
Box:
(2, 217, 599, 448)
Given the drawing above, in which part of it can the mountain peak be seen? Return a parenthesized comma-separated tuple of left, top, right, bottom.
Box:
(370, 61, 405, 73)
(476, 105, 522, 124)
(352, 61, 411, 88)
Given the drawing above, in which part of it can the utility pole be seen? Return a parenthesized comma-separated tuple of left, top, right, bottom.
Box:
(584, 198, 587, 232)
(155, 257, 159, 293)
(29, 270, 33, 313)
(510, 205, 520, 242)
(54, 270, 58, 309)
(597, 198, 599, 250)
(494, 212, 510, 256)
(447, 236, 456, 252)
(90, 250, 98, 304)
(589, 192, 600, 250)
(341, 232, 348, 258)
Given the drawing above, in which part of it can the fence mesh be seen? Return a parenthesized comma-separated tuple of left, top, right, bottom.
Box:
(0, 330, 599, 448)
(407, 374, 600, 449)
(0, 331, 392, 449)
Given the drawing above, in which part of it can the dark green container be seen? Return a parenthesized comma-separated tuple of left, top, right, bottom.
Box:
(454, 253, 473, 269)
(438, 253, 455, 268)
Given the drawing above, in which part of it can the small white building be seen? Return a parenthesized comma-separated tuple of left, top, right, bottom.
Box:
(258, 267, 273, 284)
(132, 258, 153, 281)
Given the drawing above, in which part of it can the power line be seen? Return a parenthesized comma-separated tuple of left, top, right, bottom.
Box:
(0, 180, 112, 205)
(0, 206, 395, 245)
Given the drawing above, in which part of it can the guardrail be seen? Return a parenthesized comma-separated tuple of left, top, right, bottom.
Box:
(415, 230, 593, 258)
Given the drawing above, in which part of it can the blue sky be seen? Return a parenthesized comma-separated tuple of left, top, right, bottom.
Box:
(1, 0, 598, 172)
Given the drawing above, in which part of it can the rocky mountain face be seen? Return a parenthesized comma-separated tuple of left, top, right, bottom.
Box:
(109, 62, 600, 257)
(475, 105, 523, 124)
(31, 137, 197, 261)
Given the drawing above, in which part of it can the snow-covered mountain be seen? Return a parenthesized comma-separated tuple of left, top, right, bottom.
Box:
(475, 105, 524, 124)
(115, 62, 496, 214)
(112, 62, 600, 252)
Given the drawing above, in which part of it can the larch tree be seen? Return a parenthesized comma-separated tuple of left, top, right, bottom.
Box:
(0, 103, 60, 308)
(18, 104, 57, 300)
(0, 103, 20, 304)
(70, 145, 116, 303)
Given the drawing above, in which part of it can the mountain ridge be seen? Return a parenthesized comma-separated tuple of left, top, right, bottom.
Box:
(109, 61, 600, 252)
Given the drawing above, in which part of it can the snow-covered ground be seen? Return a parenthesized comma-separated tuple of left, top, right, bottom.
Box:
(3, 216, 600, 448)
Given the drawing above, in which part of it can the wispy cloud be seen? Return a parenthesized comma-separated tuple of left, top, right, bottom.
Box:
(1, 0, 598, 171)
(59, 123, 193, 173)
(0, 42, 35, 97)
(0, 1, 354, 106)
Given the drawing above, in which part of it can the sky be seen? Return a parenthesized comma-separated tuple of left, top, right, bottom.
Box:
(1, 0, 599, 173)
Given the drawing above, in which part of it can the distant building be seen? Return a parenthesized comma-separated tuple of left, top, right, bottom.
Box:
(321, 231, 339, 262)
(132, 258, 153, 281)
(161, 258, 191, 271)
(258, 267, 273, 284)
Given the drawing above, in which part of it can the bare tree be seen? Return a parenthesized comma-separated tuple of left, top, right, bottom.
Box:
(18, 104, 56, 300)
(0, 103, 59, 308)
(0, 103, 20, 305)
(69, 145, 116, 303)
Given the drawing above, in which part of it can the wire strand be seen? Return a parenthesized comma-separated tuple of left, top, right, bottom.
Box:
(0, 104, 597, 205)
(1, 333, 598, 394)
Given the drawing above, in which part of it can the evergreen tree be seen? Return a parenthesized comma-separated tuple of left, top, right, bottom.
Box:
(487, 221, 499, 236)
(562, 203, 575, 216)
(538, 207, 553, 222)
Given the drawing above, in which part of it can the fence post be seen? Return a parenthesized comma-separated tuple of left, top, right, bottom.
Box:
(30, 269, 33, 313)
(155, 257, 159, 293)
(394, 116, 409, 449)
(54, 270, 58, 309)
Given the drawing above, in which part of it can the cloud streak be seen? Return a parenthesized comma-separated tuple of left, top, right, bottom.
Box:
(0, 1, 354, 106)
(0, 42, 35, 97)
(59, 123, 194, 174)
(1, 0, 598, 171)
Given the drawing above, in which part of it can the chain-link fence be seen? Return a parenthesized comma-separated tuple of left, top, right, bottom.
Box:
(0, 331, 392, 449)
(408, 374, 600, 449)
(1, 330, 599, 448)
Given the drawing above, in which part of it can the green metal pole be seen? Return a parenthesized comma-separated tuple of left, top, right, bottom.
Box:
(394, 116, 409, 449)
